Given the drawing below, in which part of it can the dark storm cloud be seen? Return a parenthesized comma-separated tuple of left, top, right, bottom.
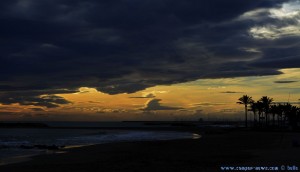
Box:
(274, 80, 298, 84)
(0, 0, 298, 106)
(0, 91, 71, 108)
(250, 55, 300, 69)
(141, 99, 183, 111)
(220, 91, 244, 94)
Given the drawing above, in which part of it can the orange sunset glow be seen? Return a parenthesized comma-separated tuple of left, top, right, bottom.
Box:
(1, 68, 299, 121)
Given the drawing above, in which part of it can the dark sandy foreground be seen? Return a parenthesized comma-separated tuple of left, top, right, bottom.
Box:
(1, 129, 300, 172)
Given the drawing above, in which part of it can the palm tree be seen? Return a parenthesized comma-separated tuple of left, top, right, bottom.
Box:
(277, 104, 284, 127)
(281, 103, 299, 130)
(256, 101, 264, 127)
(297, 107, 300, 129)
(270, 104, 278, 126)
(289, 106, 299, 130)
(237, 95, 254, 128)
(259, 96, 273, 126)
(250, 102, 258, 125)
(282, 103, 292, 126)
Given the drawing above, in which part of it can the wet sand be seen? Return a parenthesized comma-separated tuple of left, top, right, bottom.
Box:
(0, 128, 300, 172)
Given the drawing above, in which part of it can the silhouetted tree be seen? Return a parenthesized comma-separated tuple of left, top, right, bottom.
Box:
(276, 104, 284, 127)
(256, 101, 264, 127)
(236, 96, 300, 130)
(259, 96, 273, 126)
(283, 104, 299, 130)
(282, 103, 292, 126)
(270, 105, 278, 126)
(250, 102, 258, 125)
(237, 95, 254, 128)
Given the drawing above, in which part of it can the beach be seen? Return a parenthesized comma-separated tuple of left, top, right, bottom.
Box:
(1, 128, 300, 172)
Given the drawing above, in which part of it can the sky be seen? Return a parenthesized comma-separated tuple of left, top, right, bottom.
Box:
(0, 0, 300, 121)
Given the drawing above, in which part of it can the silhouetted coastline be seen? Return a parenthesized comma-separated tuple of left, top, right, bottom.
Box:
(0, 127, 300, 172)
(1, 120, 300, 171)
(0, 122, 49, 128)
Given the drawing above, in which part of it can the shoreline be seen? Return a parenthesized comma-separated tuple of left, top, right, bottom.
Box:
(1, 128, 300, 172)
(0, 128, 203, 167)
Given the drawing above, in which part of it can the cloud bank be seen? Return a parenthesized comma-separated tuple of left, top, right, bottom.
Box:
(142, 99, 182, 111)
(274, 80, 298, 83)
(0, 0, 300, 107)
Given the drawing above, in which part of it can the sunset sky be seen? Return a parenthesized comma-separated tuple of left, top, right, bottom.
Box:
(0, 0, 300, 121)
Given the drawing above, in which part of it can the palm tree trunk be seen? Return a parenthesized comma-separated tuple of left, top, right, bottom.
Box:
(245, 105, 247, 128)
(265, 112, 268, 127)
(258, 112, 260, 126)
(253, 112, 256, 126)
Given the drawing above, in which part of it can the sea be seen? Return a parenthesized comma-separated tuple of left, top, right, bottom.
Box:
(0, 122, 202, 165)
